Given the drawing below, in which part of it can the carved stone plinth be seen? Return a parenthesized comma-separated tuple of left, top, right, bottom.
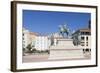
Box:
(49, 38, 84, 60)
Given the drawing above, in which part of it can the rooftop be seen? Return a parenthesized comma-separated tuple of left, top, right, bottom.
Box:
(72, 28, 91, 35)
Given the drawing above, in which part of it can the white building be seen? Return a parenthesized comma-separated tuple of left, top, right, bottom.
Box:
(22, 28, 38, 49)
(72, 28, 91, 52)
(22, 28, 30, 49)
(29, 32, 39, 47)
(35, 36, 51, 51)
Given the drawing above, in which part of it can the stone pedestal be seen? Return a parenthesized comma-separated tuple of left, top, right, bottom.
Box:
(49, 38, 84, 60)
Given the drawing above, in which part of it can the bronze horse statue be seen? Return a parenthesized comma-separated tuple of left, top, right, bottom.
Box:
(59, 24, 69, 38)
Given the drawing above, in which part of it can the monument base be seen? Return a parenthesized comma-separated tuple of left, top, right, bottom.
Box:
(49, 49, 84, 60)
(49, 38, 85, 60)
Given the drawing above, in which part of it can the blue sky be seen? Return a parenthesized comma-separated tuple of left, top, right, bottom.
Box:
(23, 10, 91, 34)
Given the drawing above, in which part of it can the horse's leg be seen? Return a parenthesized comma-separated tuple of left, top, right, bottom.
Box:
(67, 32, 68, 38)
(62, 32, 64, 37)
(65, 32, 68, 38)
(60, 32, 63, 37)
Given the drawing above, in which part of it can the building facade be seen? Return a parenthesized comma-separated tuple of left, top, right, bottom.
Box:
(29, 32, 39, 47)
(34, 36, 51, 51)
(22, 28, 30, 49)
(72, 29, 91, 52)
(22, 28, 38, 49)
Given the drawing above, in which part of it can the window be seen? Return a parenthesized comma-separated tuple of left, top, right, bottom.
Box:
(81, 32, 84, 35)
(86, 32, 90, 35)
(23, 38, 24, 40)
(86, 48, 89, 52)
(23, 40, 25, 43)
(86, 37, 88, 41)
(81, 32, 90, 35)
(81, 42, 84, 46)
(86, 42, 88, 46)
(23, 33, 24, 36)
(81, 37, 84, 40)
(23, 44, 25, 47)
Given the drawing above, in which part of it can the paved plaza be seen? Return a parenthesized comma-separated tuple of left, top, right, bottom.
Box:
(23, 54, 49, 62)
(23, 50, 91, 63)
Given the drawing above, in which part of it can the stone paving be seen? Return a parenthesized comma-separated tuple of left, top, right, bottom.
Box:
(23, 51, 91, 63)
(23, 54, 49, 62)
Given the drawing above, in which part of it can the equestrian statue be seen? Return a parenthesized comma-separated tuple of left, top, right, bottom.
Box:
(59, 24, 69, 38)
